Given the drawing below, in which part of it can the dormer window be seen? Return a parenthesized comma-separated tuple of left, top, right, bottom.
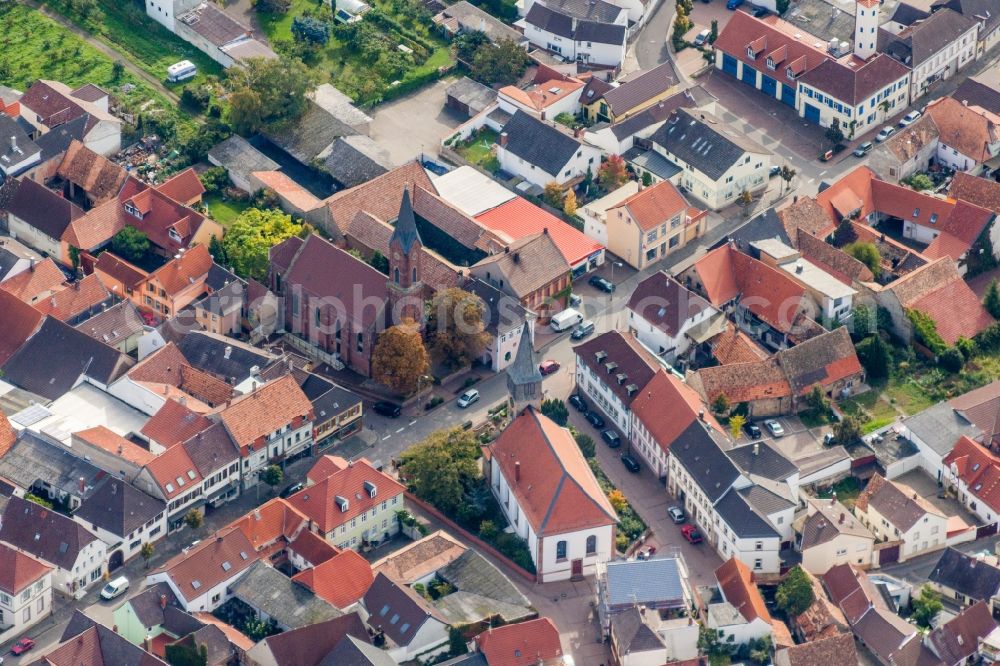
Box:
(929, 213, 938, 224)
(766, 57, 776, 70)
(364, 481, 377, 498)
(335, 495, 350, 512)
(168, 228, 182, 242)
(125, 203, 143, 219)
(747, 45, 756, 58)
(912, 208, 920, 218)
(786, 67, 799, 79)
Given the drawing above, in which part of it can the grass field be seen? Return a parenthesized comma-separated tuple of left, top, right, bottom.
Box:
(454, 128, 499, 169)
(0, 4, 195, 139)
(205, 194, 251, 227)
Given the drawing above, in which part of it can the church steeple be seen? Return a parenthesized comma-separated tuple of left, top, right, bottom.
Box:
(507, 323, 543, 414)
(388, 189, 424, 324)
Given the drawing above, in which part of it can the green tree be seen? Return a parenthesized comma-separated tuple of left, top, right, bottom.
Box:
(904, 173, 934, 191)
(677, 0, 693, 12)
(400, 427, 480, 514)
(574, 431, 596, 458)
(825, 119, 845, 146)
(712, 392, 730, 415)
(709, 18, 719, 43)
(140, 542, 155, 569)
(68, 245, 81, 274)
(372, 321, 430, 395)
(984, 279, 1000, 318)
(641, 171, 653, 187)
(598, 155, 628, 190)
(225, 57, 317, 133)
(776, 566, 815, 617)
(220, 208, 303, 280)
(776, 0, 790, 12)
(165, 642, 208, 666)
(183, 508, 203, 530)
(833, 415, 863, 446)
(183, 119, 232, 163)
(780, 165, 796, 195)
(938, 346, 965, 373)
(255, 0, 291, 12)
(671, 5, 692, 49)
(369, 250, 389, 274)
(470, 38, 531, 86)
(729, 414, 746, 440)
(426, 288, 493, 370)
(832, 219, 858, 247)
(209, 235, 227, 266)
(448, 626, 468, 656)
(698, 624, 732, 661)
(856, 335, 891, 381)
(805, 386, 829, 414)
(541, 398, 569, 426)
(749, 635, 773, 665)
(110, 226, 151, 263)
(291, 15, 330, 45)
(454, 30, 490, 63)
(199, 166, 229, 194)
(911, 585, 942, 628)
(738, 190, 753, 217)
(260, 465, 283, 491)
(111, 60, 125, 81)
(846, 242, 881, 277)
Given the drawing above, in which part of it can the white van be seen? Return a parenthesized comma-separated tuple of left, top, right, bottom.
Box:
(550, 308, 583, 332)
(167, 60, 197, 82)
(100, 576, 130, 601)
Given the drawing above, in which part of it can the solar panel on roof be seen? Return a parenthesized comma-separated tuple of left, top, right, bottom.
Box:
(11, 404, 52, 427)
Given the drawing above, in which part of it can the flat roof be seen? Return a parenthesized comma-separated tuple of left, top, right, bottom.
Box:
(432, 166, 517, 217)
(580, 181, 639, 218)
(26, 383, 148, 444)
(778, 258, 856, 300)
(476, 197, 604, 268)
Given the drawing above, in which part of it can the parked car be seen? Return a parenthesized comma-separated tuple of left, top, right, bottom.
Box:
(899, 110, 922, 127)
(769, 165, 781, 178)
(694, 29, 710, 46)
(569, 293, 583, 307)
(457, 389, 480, 408)
(823, 432, 836, 445)
(853, 141, 873, 157)
(726, 0, 744, 8)
(602, 429, 622, 448)
(569, 394, 588, 412)
(571, 320, 595, 340)
(764, 419, 785, 437)
(100, 576, 130, 601)
(586, 411, 606, 428)
(636, 545, 657, 560)
(680, 524, 703, 544)
(621, 453, 641, 473)
(279, 481, 304, 498)
(12, 638, 36, 656)
(373, 401, 401, 418)
(668, 506, 686, 523)
(745, 422, 762, 439)
(589, 275, 615, 293)
(752, 5, 768, 17)
(820, 144, 846, 161)
(875, 126, 896, 142)
(539, 360, 560, 375)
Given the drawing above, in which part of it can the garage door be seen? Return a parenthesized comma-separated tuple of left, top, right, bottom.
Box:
(761, 74, 777, 98)
(781, 84, 796, 107)
(804, 103, 821, 124)
(722, 53, 738, 77)
(741, 65, 757, 87)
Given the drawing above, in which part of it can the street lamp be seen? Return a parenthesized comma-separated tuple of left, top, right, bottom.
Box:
(611, 261, 623, 282)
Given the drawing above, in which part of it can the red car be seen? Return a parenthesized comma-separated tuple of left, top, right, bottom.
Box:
(12, 637, 36, 655)
(538, 360, 560, 376)
(680, 524, 703, 544)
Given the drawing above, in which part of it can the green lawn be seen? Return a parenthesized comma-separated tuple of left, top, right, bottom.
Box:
(0, 4, 195, 140)
(205, 194, 251, 228)
(454, 128, 499, 168)
(839, 390, 899, 434)
(817, 477, 864, 508)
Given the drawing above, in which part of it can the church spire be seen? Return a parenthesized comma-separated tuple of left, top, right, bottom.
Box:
(390, 188, 421, 256)
(507, 323, 543, 414)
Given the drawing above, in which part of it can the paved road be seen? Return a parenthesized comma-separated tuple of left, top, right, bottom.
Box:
(879, 535, 1000, 588)
(633, 0, 675, 72)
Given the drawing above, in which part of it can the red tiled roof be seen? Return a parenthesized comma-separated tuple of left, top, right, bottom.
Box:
(140, 398, 213, 449)
(475, 617, 564, 666)
(156, 168, 205, 206)
(0, 412, 15, 459)
(251, 171, 321, 212)
(487, 408, 617, 536)
(229, 497, 308, 555)
(816, 166, 876, 222)
(0, 258, 65, 303)
(306, 454, 349, 484)
(285, 459, 405, 534)
(711, 326, 769, 365)
(499, 77, 585, 112)
(475, 197, 603, 268)
(93, 251, 148, 292)
(64, 197, 128, 251)
(218, 375, 313, 453)
(145, 244, 213, 297)
(143, 441, 204, 500)
(292, 549, 374, 609)
(714, 12, 828, 88)
(56, 140, 127, 204)
(950, 172, 1000, 213)
(693, 358, 792, 404)
(907, 269, 993, 345)
(608, 180, 689, 232)
(0, 543, 51, 595)
(152, 526, 258, 603)
(128, 343, 234, 408)
(927, 96, 1000, 164)
(288, 528, 340, 567)
(0, 289, 43, 365)
(325, 161, 435, 236)
(121, 186, 208, 254)
(33, 273, 111, 322)
(716, 557, 771, 624)
(943, 436, 1000, 514)
(630, 369, 722, 455)
(74, 425, 155, 466)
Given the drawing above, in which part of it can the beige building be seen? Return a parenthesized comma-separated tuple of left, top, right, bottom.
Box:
(604, 181, 707, 270)
(798, 498, 875, 575)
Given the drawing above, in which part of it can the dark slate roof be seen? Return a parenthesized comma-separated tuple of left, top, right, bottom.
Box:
(726, 441, 798, 481)
(652, 109, 769, 181)
(54, 616, 167, 666)
(929, 548, 1000, 602)
(4, 176, 83, 240)
(60, 609, 97, 641)
(0, 496, 99, 570)
(602, 63, 678, 116)
(604, 557, 686, 607)
(180, 422, 240, 478)
(545, 0, 623, 22)
(262, 101, 356, 166)
(318, 635, 399, 666)
(933, 0, 1000, 34)
(574, 20, 627, 45)
(890, 1, 931, 26)
(0, 430, 106, 501)
(34, 114, 89, 162)
(205, 263, 241, 292)
(500, 110, 581, 176)
(879, 8, 977, 66)
(902, 401, 981, 456)
(324, 136, 392, 189)
(0, 113, 40, 173)
(507, 323, 543, 388)
(176, 331, 275, 383)
(609, 88, 697, 140)
(312, 383, 363, 423)
(525, 3, 573, 38)
(2, 316, 132, 399)
(124, 582, 182, 628)
(162, 605, 206, 638)
(952, 79, 1000, 113)
(363, 572, 446, 647)
(390, 189, 422, 256)
(715, 489, 780, 538)
(74, 478, 165, 539)
(711, 207, 791, 253)
(668, 420, 741, 503)
(610, 607, 667, 654)
(464, 277, 528, 336)
(737, 485, 796, 516)
(253, 613, 371, 666)
(0, 246, 21, 280)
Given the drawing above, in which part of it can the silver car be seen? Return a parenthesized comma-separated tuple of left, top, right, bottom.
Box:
(764, 419, 785, 437)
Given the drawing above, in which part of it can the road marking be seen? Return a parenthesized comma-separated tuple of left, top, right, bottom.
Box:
(408, 420, 417, 426)
(818, 170, 827, 177)
(382, 434, 391, 441)
(395, 427, 405, 434)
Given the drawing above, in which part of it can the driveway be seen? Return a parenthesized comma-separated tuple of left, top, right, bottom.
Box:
(369, 76, 466, 166)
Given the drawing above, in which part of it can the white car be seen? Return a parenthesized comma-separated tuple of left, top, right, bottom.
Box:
(899, 110, 922, 127)
(875, 126, 896, 142)
(457, 389, 480, 408)
(764, 419, 785, 437)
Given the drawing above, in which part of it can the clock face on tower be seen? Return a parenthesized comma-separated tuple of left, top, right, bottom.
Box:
(394, 253, 400, 260)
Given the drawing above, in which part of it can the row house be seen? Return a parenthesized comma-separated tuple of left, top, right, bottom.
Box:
(942, 435, 1000, 527)
(0, 543, 53, 641)
(627, 270, 718, 361)
(605, 181, 707, 271)
(72, 477, 167, 571)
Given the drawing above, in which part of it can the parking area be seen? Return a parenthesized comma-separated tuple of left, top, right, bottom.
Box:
(678, 2, 740, 79)
(370, 76, 465, 166)
(894, 469, 982, 527)
(728, 415, 852, 481)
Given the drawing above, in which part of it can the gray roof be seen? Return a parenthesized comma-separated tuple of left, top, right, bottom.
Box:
(207, 135, 281, 183)
(668, 421, 742, 503)
(574, 20, 627, 45)
(784, 0, 858, 44)
(311, 382, 363, 424)
(0, 496, 99, 570)
(123, 583, 182, 628)
(889, 2, 931, 26)
(879, 8, 977, 67)
(230, 561, 342, 630)
(177, 331, 277, 383)
(737, 485, 795, 516)
(714, 489, 781, 539)
(262, 100, 357, 166)
(726, 441, 798, 481)
(437, 654, 488, 666)
(952, 79, 1000, 114)
(929, 548, 1000, 601)
(933, 0, 1000, 33)
(4, 176, 82, 240)
(363, 572, 447, 647)
(437, 1, 526, 44)
(524, 4, 573, 39)
(543, 0, 623, 22)
(390, 189, 421, 256)
(464, 277, 528, 336)
(75, 301, 145, 348)
(74, 477, 165, 539)
(35, 114, 88, 162)
(318, 636, 398, 666)
(59, 611, 169, 665)
(433, 591, 534, 625)
(0, 430, 106, 500)
(602, 63, 678, 117)
(507, 322, 543, 387)
(501, 110, 581, 177)
(610, 607, 667, 654)
(446, 77, 499, 115)
(903, 401, 982, 456)
(0, 113, 40, 174)
(609, 88, 697, 140)
(651, 109, 770, 181)
(177, 3, 248, 47)
(707, 602, 745, 626)
(438, 549, 531, 608)
(622, 147, 681, 180)
(324, 136, 392, 189)
(711, 207, 790, 253)
(604, 557, 686, 608)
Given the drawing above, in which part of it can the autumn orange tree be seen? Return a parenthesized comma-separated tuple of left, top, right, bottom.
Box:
(598, 154, 628, 190)
(372, 320, 429, 395)
(425, 288, 492, 371)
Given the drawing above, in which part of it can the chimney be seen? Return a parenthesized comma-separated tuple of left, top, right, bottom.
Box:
(500, 132, 509, 147)
(574, 126, 584, 139)
(753, 442, 759, 456)
(10, 135, 16, 153)
(159, 594, 167, 609)
(839, 512, 845, 524)
(698, 409, 705, 421)
(540, 111, 546, 121)
(29, 258, 35, 272)
(515, 461, 521, 483)
(830, 495, 836, 506)
(78, 477, 85, 493)
(795, 261, 804, 274)
(224, 345, 232, 359)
